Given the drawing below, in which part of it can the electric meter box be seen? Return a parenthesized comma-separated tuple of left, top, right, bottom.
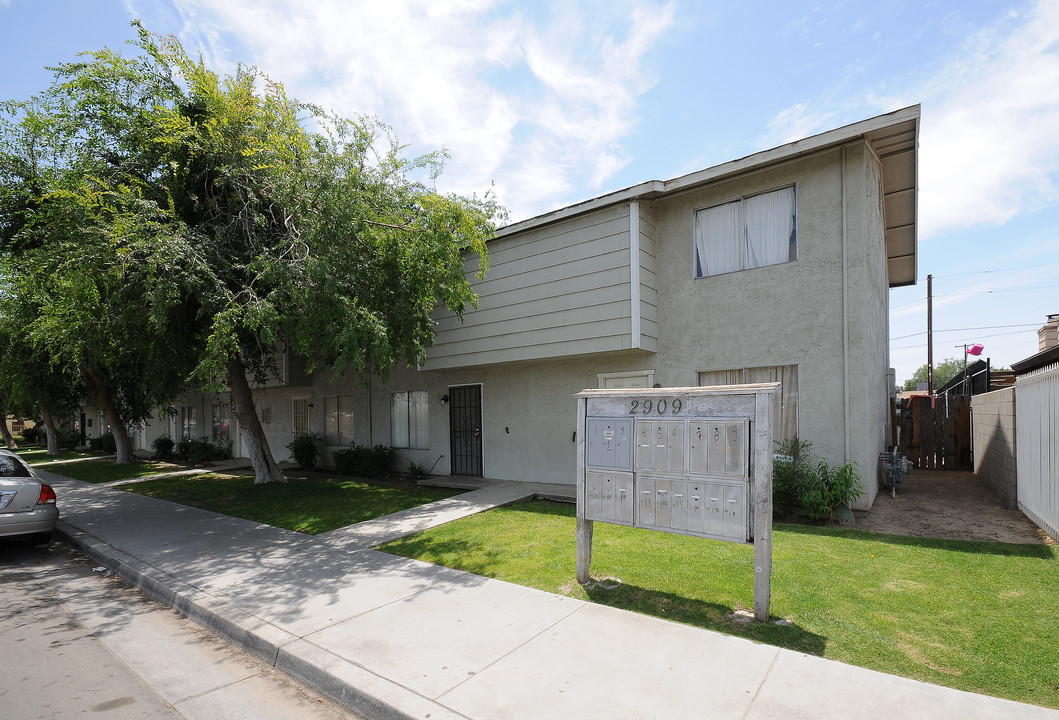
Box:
(574, 384, 777, 620)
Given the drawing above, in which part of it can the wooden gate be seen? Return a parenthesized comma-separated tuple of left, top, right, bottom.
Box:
(898, 395, 971, 470)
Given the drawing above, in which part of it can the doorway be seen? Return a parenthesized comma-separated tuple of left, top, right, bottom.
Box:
(448, 385, 483, 476)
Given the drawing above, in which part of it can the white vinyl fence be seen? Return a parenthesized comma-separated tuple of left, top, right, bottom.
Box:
(1015, 361, 1059, 540)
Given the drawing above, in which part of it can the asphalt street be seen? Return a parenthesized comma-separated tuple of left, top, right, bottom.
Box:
(0, 539, 364, 720)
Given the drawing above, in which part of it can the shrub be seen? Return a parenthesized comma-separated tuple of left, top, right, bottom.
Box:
(20, 425, 40, 443)
(286, 432, 321, 471)
(94, 432, 117, 454)
(151, 435, 176, 460)
(332, 443, 396, 478)
(176, 436, 229, 464)
(800, 460, 861, 521)
(772, 439, 861, 521)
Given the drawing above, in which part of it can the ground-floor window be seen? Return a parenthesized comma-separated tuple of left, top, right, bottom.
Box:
(180, 406, 197, 440)
(324, 395, 354, 445)
(212, 402, 231, 443)
(698, 365, 798, 445)
(391, 390, 428, 449)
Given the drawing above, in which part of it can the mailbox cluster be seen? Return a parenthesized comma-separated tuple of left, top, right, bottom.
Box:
(575, 385, 776, 620)
(584, 417, 750, 542)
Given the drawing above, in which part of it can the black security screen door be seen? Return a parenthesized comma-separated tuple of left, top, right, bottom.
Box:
(449, 385, 482, 476)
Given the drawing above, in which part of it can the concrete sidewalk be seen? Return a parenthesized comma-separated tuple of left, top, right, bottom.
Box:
(39, 469, 1058, 720)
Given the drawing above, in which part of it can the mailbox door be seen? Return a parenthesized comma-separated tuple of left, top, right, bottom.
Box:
(707, 422, 725, 474)
(704, 484, 724, 536)
(669, 480, 688, 531)
(725, 421, 747, 477)
(665, 421, 685, 473)
(637, 475, 656, 527)
(586, 471, 603, 520)
(722, 484, 746, 540)
(614, 473, 634, 524)
(688, 421, 708, 475)
(654, 477, 672, 529)
(686, 482, 705, 533)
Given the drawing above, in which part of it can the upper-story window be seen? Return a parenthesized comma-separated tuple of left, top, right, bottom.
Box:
(693, 186, 796, 278)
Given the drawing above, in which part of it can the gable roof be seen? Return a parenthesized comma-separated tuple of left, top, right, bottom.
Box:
(500, 105, 920, 288)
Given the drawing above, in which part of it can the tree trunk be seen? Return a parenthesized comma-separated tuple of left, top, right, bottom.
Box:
(0, 409, 17, 450)
(227, 355, 285, 484)
(84, 369, 136, 464)
(40, 408, 59, 455)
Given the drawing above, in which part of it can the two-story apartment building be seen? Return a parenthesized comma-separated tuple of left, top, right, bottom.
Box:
(139, 105, 919, 510)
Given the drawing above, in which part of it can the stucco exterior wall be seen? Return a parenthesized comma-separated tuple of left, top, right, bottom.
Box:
(972, 387, 1018, 509)
(650, 143, 886, 509)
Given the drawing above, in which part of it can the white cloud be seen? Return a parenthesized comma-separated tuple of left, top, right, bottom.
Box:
(915, 1, 1059, 238)
(764, 1, 1059, 241)
(133, 0, 676, 222)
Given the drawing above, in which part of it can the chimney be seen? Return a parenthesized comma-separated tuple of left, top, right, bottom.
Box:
(1040, 314, 1059, 351)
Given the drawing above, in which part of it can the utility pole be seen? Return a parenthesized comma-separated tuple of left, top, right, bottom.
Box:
(926, 274, 933, 396)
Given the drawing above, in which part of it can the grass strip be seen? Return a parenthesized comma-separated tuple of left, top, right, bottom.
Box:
(125, 471, 462, 535)
(381, 499, 1059, 709)
(41, 458, 184, 483)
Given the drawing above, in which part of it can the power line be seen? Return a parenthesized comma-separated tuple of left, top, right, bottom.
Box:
(890, 323, 1040, 341)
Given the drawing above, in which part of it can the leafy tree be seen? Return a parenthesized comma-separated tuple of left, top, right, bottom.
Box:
(902, 357, 965, 392)
(1, 23, 501, 481)
(0, 67, 205, 463)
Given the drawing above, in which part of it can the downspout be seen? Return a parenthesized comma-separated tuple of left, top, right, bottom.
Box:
(841, 146, 851, 462)
(629, 201, 641, 349)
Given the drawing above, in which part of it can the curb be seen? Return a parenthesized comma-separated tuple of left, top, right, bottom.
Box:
(55, 520, 467, 720)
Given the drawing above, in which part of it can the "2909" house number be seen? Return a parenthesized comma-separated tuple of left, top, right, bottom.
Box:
(629, 398, 683, 415)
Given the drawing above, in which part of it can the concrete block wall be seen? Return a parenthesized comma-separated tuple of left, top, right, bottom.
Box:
(971, 387, 1017, 509)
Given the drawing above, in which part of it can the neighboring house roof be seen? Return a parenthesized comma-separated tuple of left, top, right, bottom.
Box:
(498, 104, 921, 288)
(1011, 344, 1059, 375)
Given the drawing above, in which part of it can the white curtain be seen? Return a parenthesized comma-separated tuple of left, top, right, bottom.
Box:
(694, 201, 742, 277)
(745, 187, 795, 269)
(699, 366, 798, 445)
(390, 392, 409, 448)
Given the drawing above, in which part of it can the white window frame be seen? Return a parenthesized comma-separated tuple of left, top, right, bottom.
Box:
(597, 370, 656, 389)
(693, 185, 797, 278)
(391, 390, 429, 450)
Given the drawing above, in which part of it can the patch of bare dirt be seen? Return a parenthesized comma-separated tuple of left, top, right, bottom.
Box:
(854, 469, 1053, 545)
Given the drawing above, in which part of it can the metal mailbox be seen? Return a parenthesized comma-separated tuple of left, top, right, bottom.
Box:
(575, 384, 776, 620)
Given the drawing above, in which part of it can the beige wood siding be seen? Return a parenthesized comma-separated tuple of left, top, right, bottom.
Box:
(637, 201, 659, 350)
(426, 204, 645, 369)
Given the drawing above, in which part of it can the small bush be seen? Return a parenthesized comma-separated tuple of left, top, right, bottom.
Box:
(332, 443, 396, 478)
(20, 425, 40, 443)
(94, 432, 117, 454)
(286, 432, 321, 471)
(176, 436, 229, 465)
(773, 439, 861, 521)
(151, 435, 176, 460)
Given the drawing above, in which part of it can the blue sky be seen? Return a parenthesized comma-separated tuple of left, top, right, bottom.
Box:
(2, 0, 1057, 384)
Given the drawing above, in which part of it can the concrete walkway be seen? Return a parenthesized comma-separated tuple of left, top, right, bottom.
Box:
(37, 467, 1059, 720)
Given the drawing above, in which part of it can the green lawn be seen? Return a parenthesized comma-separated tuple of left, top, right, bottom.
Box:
(125, 472, 462, 535)
(18, 447, 103, 465)
(38, 458, 184, 483)
(381, 499, 1059, 709)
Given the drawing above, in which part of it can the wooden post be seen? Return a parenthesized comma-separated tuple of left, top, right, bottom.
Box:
(753, 389, 774, 621)
(575, 396, 593, 583)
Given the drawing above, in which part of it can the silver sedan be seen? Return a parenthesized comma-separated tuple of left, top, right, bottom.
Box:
(0, 449, 58, 545)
